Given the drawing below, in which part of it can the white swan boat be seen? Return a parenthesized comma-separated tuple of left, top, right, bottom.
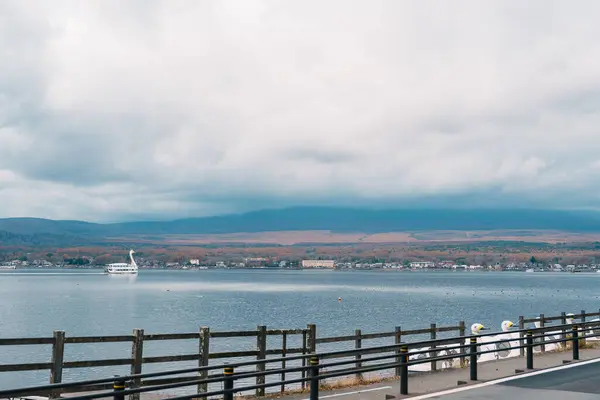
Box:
(407, 316, 579, 372)
(104, 250, 138, 275)
(407, 323, 492, 372)
(584, 318, 600, 341)
(473, 321, 521, 361)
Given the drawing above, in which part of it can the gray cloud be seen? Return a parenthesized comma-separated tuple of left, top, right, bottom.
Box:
(2, 0, 600, 221)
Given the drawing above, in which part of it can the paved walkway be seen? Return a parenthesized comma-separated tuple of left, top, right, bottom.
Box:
(406, 358, 600, 399)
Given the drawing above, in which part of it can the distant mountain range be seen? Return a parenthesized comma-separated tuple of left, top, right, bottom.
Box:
(2, 207, 600, 246)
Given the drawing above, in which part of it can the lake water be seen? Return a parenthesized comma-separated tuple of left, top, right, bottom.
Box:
(1, 269, 599, 392)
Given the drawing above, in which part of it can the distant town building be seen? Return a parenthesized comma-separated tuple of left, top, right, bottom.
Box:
(301, 260, 335, 268)
(552, 264, 563, 272)
(409, 261, 435, 269)
(189, 259, 200, 265)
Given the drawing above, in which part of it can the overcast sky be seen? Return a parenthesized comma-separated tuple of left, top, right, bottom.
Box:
(2, 1, 600, 222)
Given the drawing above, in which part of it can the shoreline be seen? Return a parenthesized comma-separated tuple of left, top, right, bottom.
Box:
(2, 266, 598, 273)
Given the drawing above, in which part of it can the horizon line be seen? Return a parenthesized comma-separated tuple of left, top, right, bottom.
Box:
(1, 206, 599, 225)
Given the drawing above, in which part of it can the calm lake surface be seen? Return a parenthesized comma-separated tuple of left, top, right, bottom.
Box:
(1, 268, 599, 390)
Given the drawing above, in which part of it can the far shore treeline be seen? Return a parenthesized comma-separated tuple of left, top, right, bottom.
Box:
(2, 207, 600, 267)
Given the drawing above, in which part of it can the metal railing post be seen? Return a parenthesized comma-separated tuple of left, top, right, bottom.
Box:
(400, 346, 409, 395)
(430, 323, 437, 371)
(469, 337, 477, 381)
(526, 331, 534, 369)
(223, 365, 234, 400)
(394, 326, 402, 376)
(309, 356, 319, 400)
(113, 376, 125, 400)
(572, 325, 580, 361)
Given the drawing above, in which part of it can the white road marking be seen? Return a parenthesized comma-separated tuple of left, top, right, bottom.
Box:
(408, 357, 600, 399)
(301, 385, 392, 400)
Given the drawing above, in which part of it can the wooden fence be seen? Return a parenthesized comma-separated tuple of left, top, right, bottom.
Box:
(1, 310, 599, 397)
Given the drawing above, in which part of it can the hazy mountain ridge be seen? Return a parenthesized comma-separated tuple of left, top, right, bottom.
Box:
(2, 208, 600, 243)
(0, 218, 99, 235)
(0, 230, 91, 246)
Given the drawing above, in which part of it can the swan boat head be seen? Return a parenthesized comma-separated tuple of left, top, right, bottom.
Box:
(501, 320, 515, 332)
(129, 249, 138, 268)
(471, 323, 488, 335)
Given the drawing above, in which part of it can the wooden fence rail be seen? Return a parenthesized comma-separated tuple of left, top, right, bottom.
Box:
(1, 310, 599, 398)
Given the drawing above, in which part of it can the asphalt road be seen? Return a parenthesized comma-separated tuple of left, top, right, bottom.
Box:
(411, 358, 600, 399)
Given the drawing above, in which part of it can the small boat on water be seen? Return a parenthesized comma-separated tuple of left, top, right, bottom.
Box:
(0, 265, 16, 270)
(104, 250, 138, 275)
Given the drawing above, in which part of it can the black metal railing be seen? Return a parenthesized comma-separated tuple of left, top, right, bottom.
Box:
(2, 320, 600, 400)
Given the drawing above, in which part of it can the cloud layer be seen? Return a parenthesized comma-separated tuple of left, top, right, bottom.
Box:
(2, 0, 600, 221)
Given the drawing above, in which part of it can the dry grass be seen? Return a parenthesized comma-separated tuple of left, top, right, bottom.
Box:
(231, 375, 395, 400)
(562, 337, 600, 350)
(319, 375, 396, 390)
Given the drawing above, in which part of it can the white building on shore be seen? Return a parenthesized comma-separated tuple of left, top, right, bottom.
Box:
(301, 260, 335, 268)
(409, 261, 435, 269)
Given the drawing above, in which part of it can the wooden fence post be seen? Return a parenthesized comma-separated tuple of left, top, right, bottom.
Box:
(198, 327, 210, 395)
(130, 329, 144, 400)
(304, 324, 316, 391)
(355, 329, 362, 381)
(539, 314, 545, 352)
(458, 321, 466, 367)
(561, 311, 567, 343)
(256, 325, 267, 397)
(281, 332, 287, 394)
(50, 330, 65, 385)
(518, 316, 525, 357)
(430, 323, 437, 371)
(301, 329, 308, 390)
(581, 310, 587, 347)
(394, 326, 402, 376)
(307, 324, 317, 353)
